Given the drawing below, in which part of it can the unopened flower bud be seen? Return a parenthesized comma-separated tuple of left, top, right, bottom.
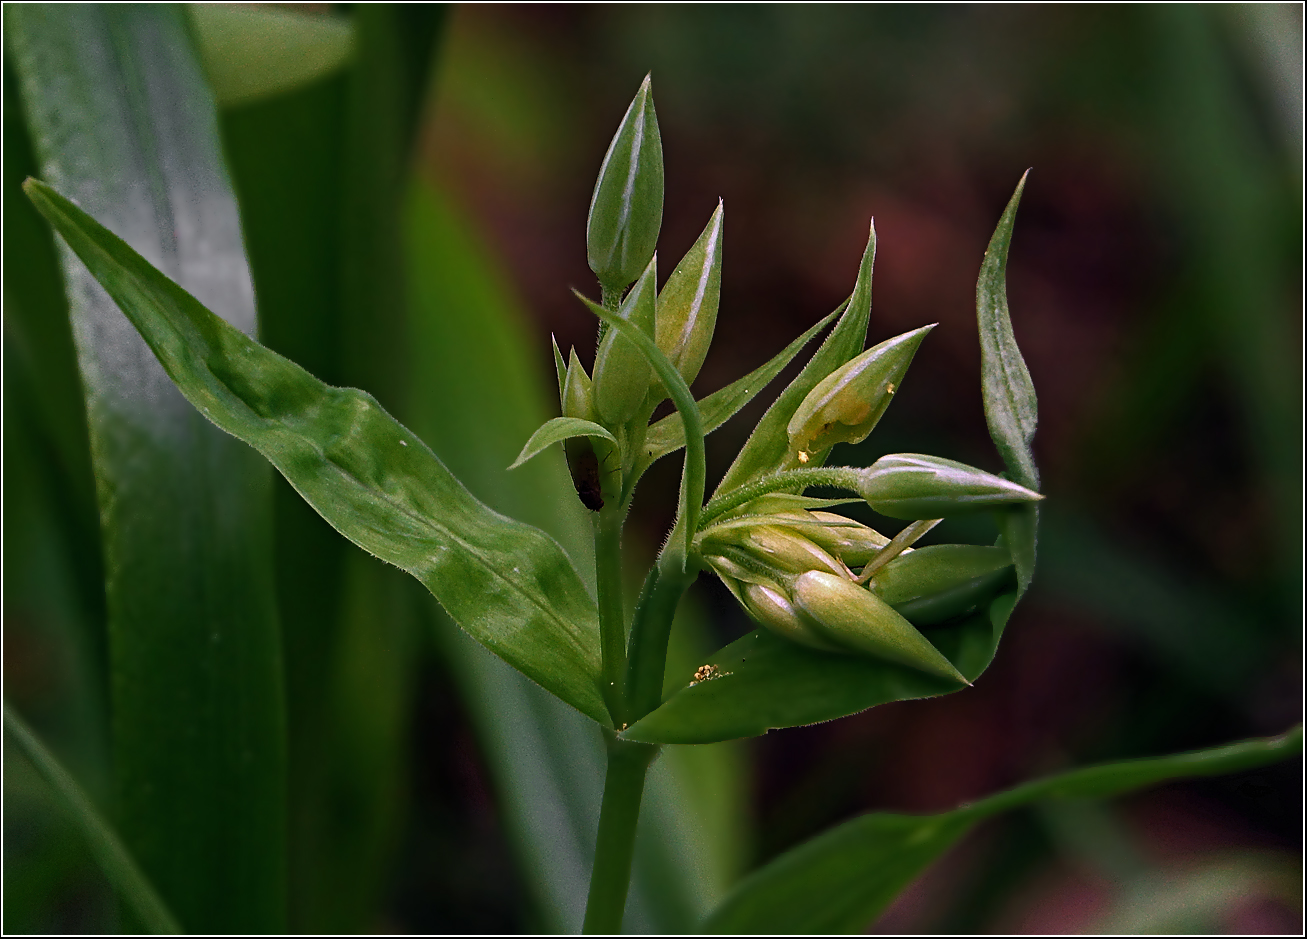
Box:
(736, 526, 847, 578)
(654, 201, 723, 391)
(858, 453, 1043, 520)
(562, 350, 614, 511)
(792, 571, 968, 683)
(788, 510, 893, 567)
(593, 255, 657, 426)
(587, 74, 663, 294)
(787, 325, 934, 459)
(742, 582, 842, 651)
(869, 544, 1014, 625)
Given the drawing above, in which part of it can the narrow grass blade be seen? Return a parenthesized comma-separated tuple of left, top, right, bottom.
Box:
(8, 6, 287, 930)
(4, 704, 182, 936)
(703, 725, 1301, 933)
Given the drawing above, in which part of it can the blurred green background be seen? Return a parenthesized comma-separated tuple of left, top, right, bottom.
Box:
(5, 4, 1301, 933)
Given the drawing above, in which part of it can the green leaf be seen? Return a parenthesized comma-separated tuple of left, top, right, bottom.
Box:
(977, 173, 1039, 593)
(24, 177, 611, 728)
(622, 592, 1016, 745)
(552, 334, 568, 402)
(8, 6, 286, 931)
(703, 725, 1302, 933)
(510, 416, 619, 470)
(587, 74, 664, 294)
(4, 704, 182, 936)
(190, 4, 353, 108)
(714, 222, 877, 497)
(641, 308, 839, 469)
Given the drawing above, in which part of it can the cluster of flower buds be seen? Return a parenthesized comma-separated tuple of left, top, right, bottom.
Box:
(697, 500, 971, 683)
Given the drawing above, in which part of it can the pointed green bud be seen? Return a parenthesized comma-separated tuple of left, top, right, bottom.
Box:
(788, 510, 893, 567)
(858, 453, 1044, 520)
(587, 74, 664, 294)
(787, 324, 934, 459)
(870, 545, 1015, 626)
(561, 351, 615, 511)
(735, 525, 847, 578)
(655, 201, 723, 390)
(741, 583, 843, 652)
(593, 254, 658, 426)
(792, 571, 968, 683)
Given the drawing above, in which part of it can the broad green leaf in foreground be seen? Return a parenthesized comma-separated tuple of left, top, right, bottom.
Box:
(977, 173, 1039, 592)
(9, 5, 286, 931)
(4, 704, 181, 936)
(640, 308, 840, 469)
(25, 178, 610, 727)
(703, 725, 1303, 933)
(623, 593, 1016, 744)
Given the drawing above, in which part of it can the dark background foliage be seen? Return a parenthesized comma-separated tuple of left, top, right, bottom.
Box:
(5, 4, 1301, 933)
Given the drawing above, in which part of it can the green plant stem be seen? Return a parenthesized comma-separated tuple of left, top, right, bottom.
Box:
(625, 563, 697, 723)
(582, 734, 657, 934)
(700, 466, 866, 529)
(595, 503, 628, 726)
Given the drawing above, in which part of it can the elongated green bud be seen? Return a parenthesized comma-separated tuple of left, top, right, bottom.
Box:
(741, 582, 842, 652)
(735, 525, 847, 578)
(789, 510, 892, 567)
(787, 324, 934, 459)
(587, 74, 664, 295)
(870, 544, 1014, 625)
(792, 571, 968, 683)
(560, 351, 605, 510)
(593, 254, 657, 426)
(655, 201, 723, 390)
(858, 453, 1044, 520)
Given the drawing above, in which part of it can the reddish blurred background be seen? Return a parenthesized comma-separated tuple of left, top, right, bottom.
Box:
(409, 4, 1301, 932)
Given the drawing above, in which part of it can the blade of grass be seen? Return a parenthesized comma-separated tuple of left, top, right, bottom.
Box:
(8, 6, 287, 931)
(4, 704, 181, 935)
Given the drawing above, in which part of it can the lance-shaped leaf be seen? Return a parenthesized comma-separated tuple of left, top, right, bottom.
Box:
(9, 6, 286, 931)
(587, 74, 663, 294)
(702, 726, 1302, 933)
(978, 173, 1040, 592)
(654, 200, 723, 390)
(641, 308, 839, 469)
(510, 416, 619, 470)
(24, 178, 611, 727)
(622, 592, 1015, 745)
(858, 453, 1043, 520)
(4, 704, 182, 934)
(714, 222, 877, 497)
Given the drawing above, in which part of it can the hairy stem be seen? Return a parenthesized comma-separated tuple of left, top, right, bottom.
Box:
(699, 465, 866, 529)
(625, 562, 698, 723)
(594, 503, 628, 726)
(582, 735, 657, 934)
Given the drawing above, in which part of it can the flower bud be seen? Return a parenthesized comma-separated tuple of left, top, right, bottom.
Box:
(593, 255, 657, 426)
(858, 453, 1043, 520)
(736, 526, 847, 578)
(560, 351, 606, 510)
(869, 545, 1014, 626)
(587, 74, 664, 294)
(787, 325, 934, 459)
(792, 571, 968, 683)
(655, 201, 723, 390)
(741, 582, 842, 652)
(785, 510, 893, 567)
